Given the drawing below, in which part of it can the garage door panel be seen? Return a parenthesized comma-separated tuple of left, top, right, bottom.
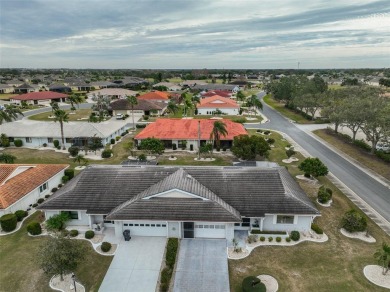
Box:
(123, 221, 167, 236)
(194, 223, 226, 238)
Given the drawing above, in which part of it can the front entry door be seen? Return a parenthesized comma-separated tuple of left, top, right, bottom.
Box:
(183, 222, 194, 238)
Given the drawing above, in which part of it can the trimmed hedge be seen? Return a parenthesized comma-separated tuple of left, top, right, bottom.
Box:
(276, 237, 282, 242)
(136, 124, 146, 129)
(70, 229, 79, 237)
(159, 238, 179, 292)
(37, 198, 44, 204)
(160, 267, 173, 292)
(101, 149, 113, 158)
(286, 237, 291, 243)
(311, 223, 324, 234)
(64, 169, 74, 180)
(251, 230, 286, 235)
(0, 214, 17, 232)
(341, 209, 367, 232)
(101, 242, 112, 252)
(290, 231, 300, 241)
(85, 230, 95, 239)
(68, 146, 79, 157)
(110, 139, 115, 144)
(260, 236, 265, 242)
(62, 175, 69, 183)
(27, 222, 42, 235)
(14, 210, 28, 222)
(53, 140, 60, 148)
(242, 276, 266, 292)
(14, 139, 23, 147)
(51, 187, 58, 192)
(318, 186, 332, 204)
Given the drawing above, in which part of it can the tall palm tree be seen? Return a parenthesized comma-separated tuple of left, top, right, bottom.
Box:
(374, 243, 390, 275)
(0, 104, 23, 125)
(50, 101, 59, 112)
(68, 93, 83, 111)
(53, 109, 69, 150)
(91, 94, 110, 122)
(73, 154, 88, 166)
(246, 95, 263, 117)
(210, 121, 228, 150)
(126, 95, 138, 130)
(183, 96, 193, 117)
(167, 100, 179, 116)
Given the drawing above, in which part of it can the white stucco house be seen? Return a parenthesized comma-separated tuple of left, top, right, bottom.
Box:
(197, 95, 240, 115)
(39, 165, 320, 241)
(0, 164, 68, 216)
(0, 119, 129, 148)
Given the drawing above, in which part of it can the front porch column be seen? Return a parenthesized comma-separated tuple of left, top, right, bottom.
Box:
(88, 215, 93, 229)
(260, 217, 264, 231)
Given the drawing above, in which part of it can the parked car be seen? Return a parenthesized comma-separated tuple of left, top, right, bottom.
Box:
(116, 113, 123, 120)
(376, 142, 390, 153)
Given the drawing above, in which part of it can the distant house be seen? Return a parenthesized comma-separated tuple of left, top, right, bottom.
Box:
(135, 118, 247, 150)
(153, 82, 182, 91)
(112, 77, 149, 88)
(0, 120, 128, 148)
(69, 82, 93, 92)
(138, 90, 170, 103)
(38, 165, 320, 240)
(14, 83, 40, 94)
(10, 91, 68, 105)
(90, 81, 117, 89)
(201, 90, 232, 98)
(110, 98, 165, 116)
(0, 164, 68, 216)
(87, 88, 137, 100)
(49, 84, 72, 93)
(197, 95, 240, 115)
(0, 84, 14, 94)
(192, 84, 239, 93)
(180, 80, 208, 87)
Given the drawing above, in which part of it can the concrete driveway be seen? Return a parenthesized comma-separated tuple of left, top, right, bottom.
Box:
(173, 239, 229, 292)
(99, 236, 166, 292)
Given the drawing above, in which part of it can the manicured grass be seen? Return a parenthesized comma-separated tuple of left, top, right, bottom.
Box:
(0, 211, 112, 292)
(20, 105, 42, 112)
(28, 109, 92, 121)
(229, 130, 390, 292)
(328, 84, 342, 90)
(313, 129, 390, 181)
(263, 95, 314, 124)
(0, 93, 18, 100)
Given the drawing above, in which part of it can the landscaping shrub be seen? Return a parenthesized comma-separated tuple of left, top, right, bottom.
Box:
(286, 237, 291, 243)
(172, 144, 177, 150)
(341, 209, 367, 232)
(247, 234, 258, 244)
(166, 238, 179, 268)
(85, 230, 95, 239)
(250, 230, 286, 235)
(43, 143, 47, 147)
(242, 276, 266, 292)
(160, 267, 173, 292)
(121, 132, 126, 136)
(101, 149, 112, 158)
(260, 236, 265, 242)
(268, 237, 273, 242)
(353, 139, 371, 151)
(276, 237, 282, 242)
(51, 187, 58, 193)
(0, 214, 17, 232)
(222, 146, 227, 151)
(58, 184, 62, 188)
(286, 148, 296, 158)
(32, 203, 38, 208)
(37, 198, 44, 204)
(264, 130, 270, 135)
(70, 229, 79, 237)
(45, 194, 50, 198)
(138, 153, 147, 161)
(116, 136, 121, 141)
(110, 138, 115, 144)
(64, 169, 74, 180)
(375, 150, 390, 162)
(290, 231, 300, 241)
(61, 229, 70, 237)
(311, 223, 324, 234)
(53, 140, 60, 148)
(68, 146, 79, 157)
(101, 241, 112, 252)
(56, 146, 61, 150)
(14, 139, 23, 147)
(267, 138, 275, 145)
(27, 222, 42, 235)
(14, 210, 28, 222)
(256, 130, 262, 133)
(46, 212, 70, 231)
(317, 186, 332, 204)
(136, 124, 146, 129)
(62, 175, 69, 183)
(143, 115, 149, 121)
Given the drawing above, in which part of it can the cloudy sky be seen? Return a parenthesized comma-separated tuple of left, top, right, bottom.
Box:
(0, 0, 389, 69)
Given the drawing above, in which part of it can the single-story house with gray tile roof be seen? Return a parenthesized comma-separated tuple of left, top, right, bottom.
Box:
(39, 165, 320, 240)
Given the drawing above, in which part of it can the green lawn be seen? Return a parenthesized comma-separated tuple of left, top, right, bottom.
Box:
(0, 211, 112, 292)
(328, 84, 342, 90)
(28, 109, 92, 121)
(263, 95, 314, 124)
(0, 93, 18, 100)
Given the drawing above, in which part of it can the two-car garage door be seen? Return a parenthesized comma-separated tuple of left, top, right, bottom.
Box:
(123, 221, 167, 236)
(194, 222, 226, 238)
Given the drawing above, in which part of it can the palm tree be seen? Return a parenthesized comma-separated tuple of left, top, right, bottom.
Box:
(126, 95, 138, 129)
(68, 93, 83, 111)
(50, 101, 59, 112)
(374, 243, 390, 275)
(183, 96, 193, 117)
(91, 94, 110, 122)
(167, 100, 179, 115)
(0, 104, 23, 125)
(53, 109, 69, 150)
(210, 121, 228, 150)
(246, 95, 263, 117)
(73, 154, 88, 166)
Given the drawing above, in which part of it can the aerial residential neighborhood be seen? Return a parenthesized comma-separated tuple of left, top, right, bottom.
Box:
(1, 1, 390, 292)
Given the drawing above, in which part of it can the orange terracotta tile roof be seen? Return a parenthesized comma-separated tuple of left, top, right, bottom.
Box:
(11, 91, 68, 101)
(0, 164, 68, 209)
(197, 95, 239, 109)
(135, 118, 247, 140)
(138, 90, 170, 100)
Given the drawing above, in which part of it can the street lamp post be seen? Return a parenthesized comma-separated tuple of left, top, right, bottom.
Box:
(71, 272, 77, 292)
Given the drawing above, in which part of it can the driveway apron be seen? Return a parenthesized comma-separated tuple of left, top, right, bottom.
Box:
(99, 236, 166, 292)
(173, 239, 229, 292)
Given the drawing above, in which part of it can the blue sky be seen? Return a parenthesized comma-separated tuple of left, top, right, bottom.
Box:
(0, 0, 389, 69)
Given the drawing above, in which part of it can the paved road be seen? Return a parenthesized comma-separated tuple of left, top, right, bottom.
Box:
(17, 103, 92, 119)
(246, 92, 390, 225)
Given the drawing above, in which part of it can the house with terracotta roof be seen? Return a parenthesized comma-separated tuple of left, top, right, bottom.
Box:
(38, 165, 320, 240)
(197, 95, 240, 115)
(10, 91, 68, 105)
(201, 90, 232, 98)
(0, 164, 68, 216)
(135, 118, 247, 150)
(138, 90, 170, 103)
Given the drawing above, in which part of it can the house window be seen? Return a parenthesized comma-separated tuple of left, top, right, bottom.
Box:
(241, 218, 250, 227)
(26, 137, 32, 143)
(140, 224, 144, 226)
(39, 182, 48, 193)
(162, 224, 166, 227)
(129, 224, 134, 226)
(65, 138, 73, 143)
(48, 137, 53, 143)
(276, 215, 294, 224)
(156, 224, 161, 227)
(124, 223, 129, 226)
(135, 224, 139, 226)
(145, 224, 150, 227)
(8, 137, 14, 142)
(61, 211, 79, 220)
(103, 215, 113, 224)
(151, 224, 155, 227)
